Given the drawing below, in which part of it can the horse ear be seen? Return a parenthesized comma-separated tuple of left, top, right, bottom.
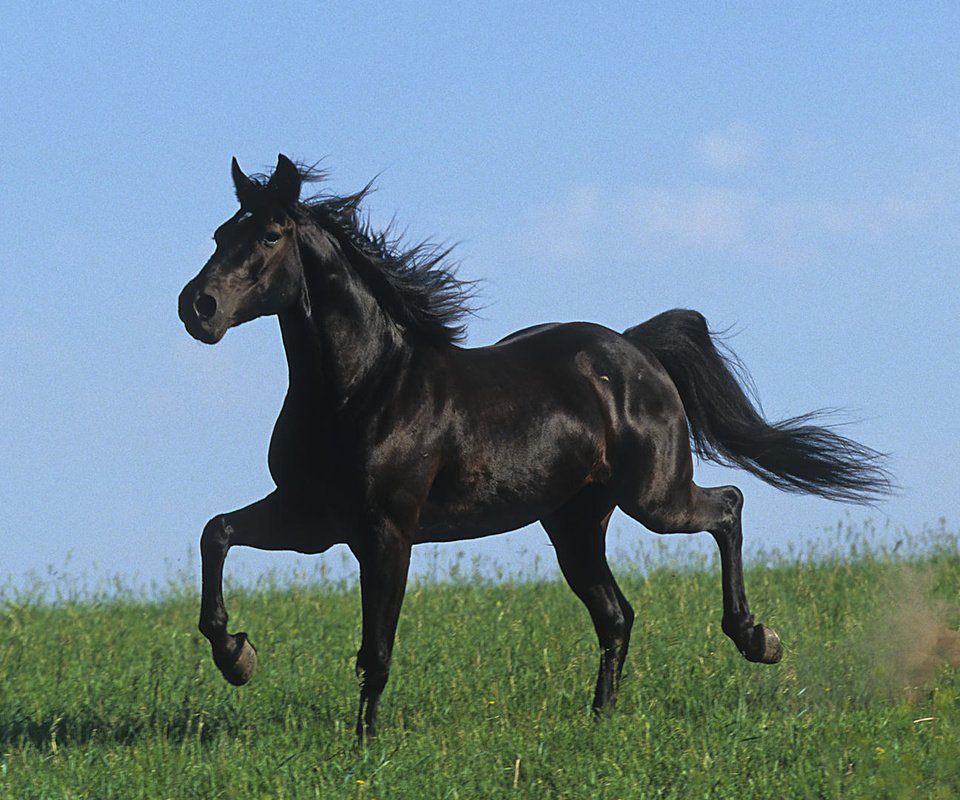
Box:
(268, 153, 302, 207)
(231, 157, 259, 208)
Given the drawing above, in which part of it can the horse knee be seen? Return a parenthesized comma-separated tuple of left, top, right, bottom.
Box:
(200, 515, 232, 555)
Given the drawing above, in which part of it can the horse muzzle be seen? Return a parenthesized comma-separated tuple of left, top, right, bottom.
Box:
(179, 283, 228, 344)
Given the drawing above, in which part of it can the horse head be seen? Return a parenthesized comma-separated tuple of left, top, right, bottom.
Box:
(179, 154, 307, 344)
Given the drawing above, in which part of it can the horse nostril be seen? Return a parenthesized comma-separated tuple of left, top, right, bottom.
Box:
(194, 292, 218, 321)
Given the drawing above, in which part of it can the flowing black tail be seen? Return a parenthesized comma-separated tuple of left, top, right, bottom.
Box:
(624, 309, 892, 504)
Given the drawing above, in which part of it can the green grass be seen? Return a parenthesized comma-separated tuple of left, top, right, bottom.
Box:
(2, 536, 960, 799)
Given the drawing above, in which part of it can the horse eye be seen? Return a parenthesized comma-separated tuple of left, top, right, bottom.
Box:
(261, 230, 282, 246)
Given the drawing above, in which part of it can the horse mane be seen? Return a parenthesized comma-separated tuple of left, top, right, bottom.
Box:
(250, 163, 476, 344)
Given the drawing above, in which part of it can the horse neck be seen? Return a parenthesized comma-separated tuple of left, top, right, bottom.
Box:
(280, 225, 410, 407)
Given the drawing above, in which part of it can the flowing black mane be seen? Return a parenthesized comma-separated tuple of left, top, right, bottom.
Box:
(248, 164, 475, 344)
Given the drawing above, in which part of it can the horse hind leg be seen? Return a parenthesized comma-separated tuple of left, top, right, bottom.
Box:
(541, 489, 634, 715)
(622, 482, 783, 665)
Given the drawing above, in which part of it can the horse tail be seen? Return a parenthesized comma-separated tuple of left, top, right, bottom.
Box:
(623, 309, 892, 504)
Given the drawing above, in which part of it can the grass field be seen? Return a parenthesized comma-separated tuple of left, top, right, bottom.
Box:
(2, 531, 959, 799)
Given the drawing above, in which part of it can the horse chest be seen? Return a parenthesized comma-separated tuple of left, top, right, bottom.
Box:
(267, 396, 348, 492)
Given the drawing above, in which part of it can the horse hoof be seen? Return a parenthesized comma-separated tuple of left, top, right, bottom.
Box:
(745, 624, 783, 664)
(213, 632, 258, 686)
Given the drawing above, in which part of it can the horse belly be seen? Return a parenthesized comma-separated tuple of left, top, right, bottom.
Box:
(414, 502, 546, 543)
(415, 437, 604, 543)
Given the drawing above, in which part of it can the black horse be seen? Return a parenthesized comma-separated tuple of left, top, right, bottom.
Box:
(178, 154, 889, 739)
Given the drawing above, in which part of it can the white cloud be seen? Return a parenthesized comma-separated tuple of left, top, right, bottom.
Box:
(521, 185, 603, 261)
(516, 124, 960, 270)
(519, 184, 758, 262)
(628, 186, 756, 249)
(518, 171, 957, 270)
(697, 124, 759, 172)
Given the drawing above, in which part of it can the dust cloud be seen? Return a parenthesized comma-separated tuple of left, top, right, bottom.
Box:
(866, 567, 960, 700)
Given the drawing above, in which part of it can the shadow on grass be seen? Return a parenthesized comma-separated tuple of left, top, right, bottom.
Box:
(0, 696, 347, 751)
(0, 705, 247, 750)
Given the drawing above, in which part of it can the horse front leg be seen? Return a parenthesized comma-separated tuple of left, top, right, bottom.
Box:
(198, 490, 319, 685)
(351, 521, 412, 742)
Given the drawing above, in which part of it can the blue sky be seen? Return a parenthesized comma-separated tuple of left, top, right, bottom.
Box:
(2, 3, 959, 591)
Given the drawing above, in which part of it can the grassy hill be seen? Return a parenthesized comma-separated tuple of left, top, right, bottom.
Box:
(1, 534, 959, 799)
